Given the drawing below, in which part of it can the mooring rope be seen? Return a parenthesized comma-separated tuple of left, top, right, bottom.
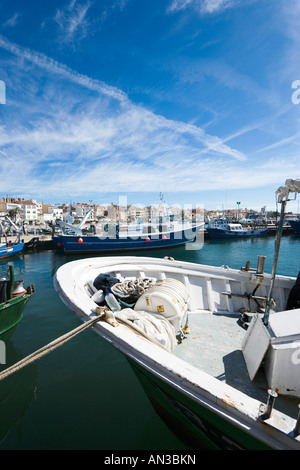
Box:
(0, 312, 105, 382)
(0, 302, 169, 382)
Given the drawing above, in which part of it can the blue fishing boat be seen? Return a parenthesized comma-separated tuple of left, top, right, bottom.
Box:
(56, 222, 204, 254)
(52, 210, 204, 254)
(0, 241, 25, 260)
(289, 218, 300, 234)
(207, 219, 268, 239)
(0, 216, 25, 259)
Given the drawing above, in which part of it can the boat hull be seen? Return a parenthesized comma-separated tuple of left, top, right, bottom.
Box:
(0, 293, 31, 336)
(289, 220, 300, 234)
(52, 235, 63, 249)
(207, 228, 268, 239)
(57, 225, 203, 254)
(128, 358, 269, 450)
(0, 242, 24, 259)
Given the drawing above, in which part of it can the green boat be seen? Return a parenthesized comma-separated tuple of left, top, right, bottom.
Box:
(0, 264, 34, 337)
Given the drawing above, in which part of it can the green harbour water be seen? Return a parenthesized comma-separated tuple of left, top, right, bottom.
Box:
(0, 233, 300, 450)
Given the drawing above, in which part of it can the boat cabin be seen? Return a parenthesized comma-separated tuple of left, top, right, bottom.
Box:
(226, 223, 244, 231)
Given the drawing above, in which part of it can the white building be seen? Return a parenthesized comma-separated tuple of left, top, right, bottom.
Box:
(38, 205, 64, 225)
(74, 203, 93, 219)
(7, 200, 38, 223)
(23, 201, 37, 222)
(47, 205, 63, 219)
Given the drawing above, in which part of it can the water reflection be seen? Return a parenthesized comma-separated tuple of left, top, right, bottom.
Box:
(0, 332, 37, 445)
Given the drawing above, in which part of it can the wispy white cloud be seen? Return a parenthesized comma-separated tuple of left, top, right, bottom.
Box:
(201, 0, 234, 14)
(255, 131, 300, 154)
(167, 0, 191, 13)
(1, 33, 298, 202)
(276, 0, 300, 87)
(167, 0, 254, 15)
(52, 0, 131, 43)
(0, 34, 128, 103)
(54, 0, 93, 43)
(170, 57, 278, 107)
(2, 12, 21, 28)
(281, 0, 300, 44)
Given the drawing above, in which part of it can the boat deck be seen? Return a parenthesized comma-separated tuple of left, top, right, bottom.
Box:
(174, 309, 300, 419)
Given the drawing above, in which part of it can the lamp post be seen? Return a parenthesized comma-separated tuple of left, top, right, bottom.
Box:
(237, 201, 241, 220)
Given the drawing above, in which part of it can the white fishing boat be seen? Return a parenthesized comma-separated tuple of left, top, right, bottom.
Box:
(54, 179, 300, 450)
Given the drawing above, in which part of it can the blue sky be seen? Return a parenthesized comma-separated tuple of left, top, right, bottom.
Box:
(0, 0, 300, 212)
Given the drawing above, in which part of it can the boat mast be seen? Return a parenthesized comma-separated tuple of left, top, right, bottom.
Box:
(264, 179, 300, 326)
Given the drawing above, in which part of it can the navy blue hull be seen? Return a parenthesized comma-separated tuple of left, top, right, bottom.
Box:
(52, 235, 63, 249)
(56, 226, 201, 254)
(289, 220, 300, 234)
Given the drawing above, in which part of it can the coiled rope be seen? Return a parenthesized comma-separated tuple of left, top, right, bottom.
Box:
(111, 277, 156, 299)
